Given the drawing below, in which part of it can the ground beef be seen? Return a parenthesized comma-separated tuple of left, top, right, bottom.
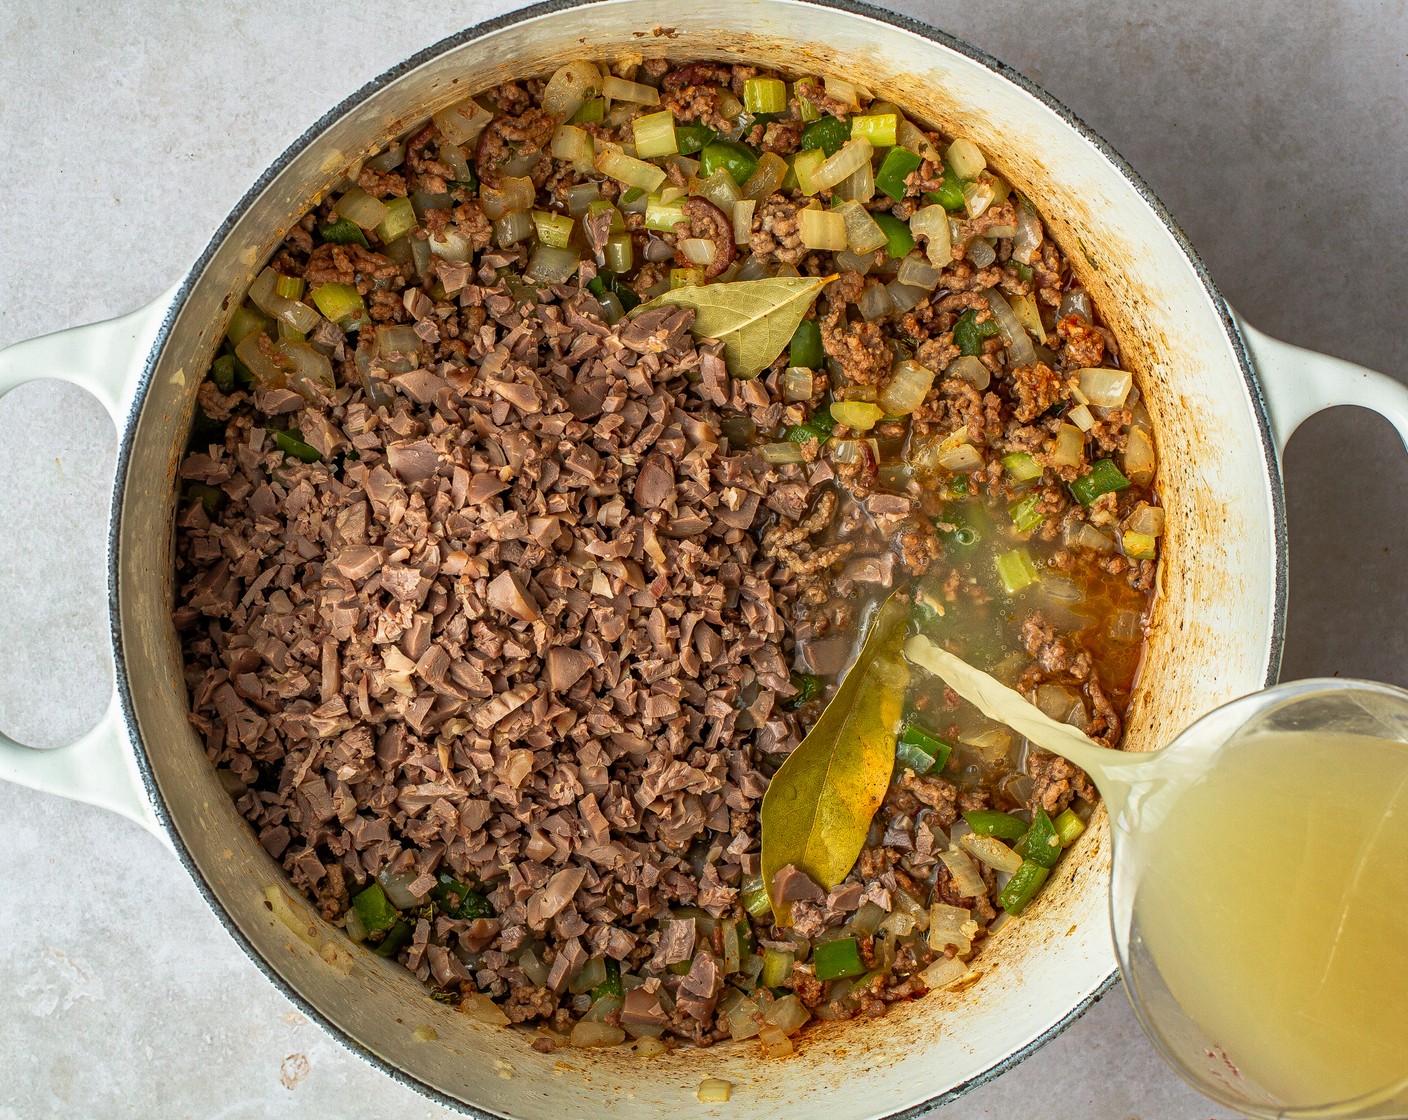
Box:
(749, 194, 806, 266)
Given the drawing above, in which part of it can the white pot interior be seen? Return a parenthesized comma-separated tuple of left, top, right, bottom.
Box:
(113, 2, 1283, 1115)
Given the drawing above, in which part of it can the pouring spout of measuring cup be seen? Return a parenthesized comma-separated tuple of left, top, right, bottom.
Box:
(902, 634, 1153, 801)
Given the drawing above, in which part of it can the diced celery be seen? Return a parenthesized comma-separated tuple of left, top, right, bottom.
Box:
(1002, 451, 1043, 483)
(1055, 808, 1087, 846)
(310, 283, 366, 328)
(532, 210, 575, 249)
(850, 113, 899, 148)
(995, 548, 1040, 595)
(604, 231, 634, 273)
(645, 194, 688, 232)
(793, 148, 827, 196)
(1009, 492, 1044, 533)
(743, 76, 788, 114)
(670, 267, 705, 288)
(631, 109, 679, 159)
(226, 303, 270, 346)
(375, 197, 417, 244)
(1123, 530, 1157, 560)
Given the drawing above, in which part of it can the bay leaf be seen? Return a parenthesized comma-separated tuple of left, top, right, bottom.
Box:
(633, 275, 833, 380)
(902, 634, 1112, 776)
(761, 593, 910, 925)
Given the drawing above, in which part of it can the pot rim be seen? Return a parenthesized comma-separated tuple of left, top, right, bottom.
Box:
(105, 0, 1289, 1114)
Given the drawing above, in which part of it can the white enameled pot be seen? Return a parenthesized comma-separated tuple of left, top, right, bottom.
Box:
(2, 2, 1406, 1116)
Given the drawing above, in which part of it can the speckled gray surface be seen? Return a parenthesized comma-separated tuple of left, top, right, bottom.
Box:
(1, 2, 1404, 1116)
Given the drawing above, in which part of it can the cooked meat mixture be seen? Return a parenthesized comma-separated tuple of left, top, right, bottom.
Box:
(176, 57, 1160, 1057)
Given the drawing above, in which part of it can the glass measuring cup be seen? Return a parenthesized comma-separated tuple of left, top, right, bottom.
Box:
(1106, 679, 1408, 1119)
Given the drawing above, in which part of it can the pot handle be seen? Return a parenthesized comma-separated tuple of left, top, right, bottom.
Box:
(1235, 313, 1408, 456)
(0, 288, 178, 847)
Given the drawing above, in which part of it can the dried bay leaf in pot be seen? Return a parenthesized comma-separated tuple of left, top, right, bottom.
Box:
(761, 593, 910, 925)
(632, 275, 833, 380)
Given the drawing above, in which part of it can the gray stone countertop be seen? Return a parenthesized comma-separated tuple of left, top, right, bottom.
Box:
(1, 1, 1403, 1116)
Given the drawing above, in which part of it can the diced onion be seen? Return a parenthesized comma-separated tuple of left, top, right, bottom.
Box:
(829, 437, 878, 466)
(927, 904, 978, 955)
(1052, 422, 1084, 468)
(694, 168, 741, 217)
(946, 137, 986, 180)
(1075, 367, 1132, 408)
(595, 148, 666, 192)
(984, 289, 1038, 368)
(879, 360, 936, 416)
(783, 367, 815, 400)
(798, 206, 847, 251)
(1011, 292, 1047, 343)
(736, 255, 770, 281)
(833, 160, 875, 204)
(602, 75, 660, 104)
(811, 136, 874, 192)
(1127, 503, 1166, 537)
(698, 1078, 733, 1103)
(834, 249, 874, 275)
(277, 341, 335, 399)
(1066, 521, 1117, 554)
(428, 228, 472, 262)
(433, 98, 493, 145)
(440, 142, 473, 184)
(525, 243, 581, 285)
(1013, 199, 1043, 265)
(725, 993, 765, 1040)
(909, 204, 952, 267)
(570, 1021, 626, 1047)
(896, 254, 942, 291)
(550, 124, 596, 173)
(764, 994, 811, 1037)
(743, 152, 789, 201)
(542, 60, 603, 120)
(679, 238, 717, 266)
(234, 332, 286, 388)
(248, 268, 320, 333)
(962, 179, 996, 219)
(836, 200, 887, 254)
(366, 141, 406, 173)
(1035, 683, 1080, 722)
(1058, 287, 1093, 322)
(823, 74, 860, 107)
(565, 181, 600, 215)
(857, 281, 894, 322)
(378, 868, 423, 909)
(886, 281, 927, 314)
(896, 119, 940, 161)
(1068, 403, 1095, 431)
(732, 197, 756, 245)
(494, 209, 534, 247)
(920, 954, 972, 990)
(333, 187, 389, 230)
(947, 354, 990, 390)
(937, 442, 984, 473)
(938, 846, 987, 898)
(967, 237, 997, 268)
(1124, 425, 1156, 485)
(480, 176, 535, 220)
(459, 991, 511, 1025)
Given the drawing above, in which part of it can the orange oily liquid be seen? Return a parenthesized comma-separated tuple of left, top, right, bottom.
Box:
(1120, 730, 1408, 1110)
